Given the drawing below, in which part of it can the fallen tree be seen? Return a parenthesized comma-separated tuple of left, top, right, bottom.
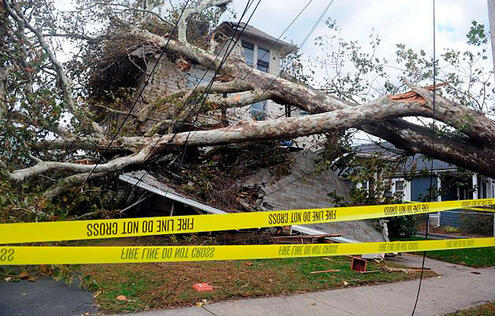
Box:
(1, 0, 494, 203)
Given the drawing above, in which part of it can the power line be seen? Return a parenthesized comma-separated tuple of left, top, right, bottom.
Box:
(245, 0, 313, 76)
(189, 0, 335, 201)
(122, 0, 259, 200)
(411, 0, 436, 315)
(243, 0, 335, 116)
(77, 0, 191, 189)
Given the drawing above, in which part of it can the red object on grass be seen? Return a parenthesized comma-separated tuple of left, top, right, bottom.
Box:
(192, 283, 214, 292)
(351, 257, 367, 272)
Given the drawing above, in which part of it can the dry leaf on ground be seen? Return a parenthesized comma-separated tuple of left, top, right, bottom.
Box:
(18, 271, 30, 280)
(116, 295, 127, 301)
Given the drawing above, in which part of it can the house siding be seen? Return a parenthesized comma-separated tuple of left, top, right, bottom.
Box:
(133, 33, 290, 131)
(439, 211, 464, 227)
(411, 176, 437, 202)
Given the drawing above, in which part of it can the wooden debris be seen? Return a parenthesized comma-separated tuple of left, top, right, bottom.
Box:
(271, 233, 341, 244)
(359, 270, 380, 274)
(271, 234, 342, 239)
(381, 265, 431, 274)
(387, 82, 447, 104)
(310, 269, 341, 274)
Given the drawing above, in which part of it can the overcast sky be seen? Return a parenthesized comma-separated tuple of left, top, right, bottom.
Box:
(227, 0, 491, 80)
(54, 0, 493, 144)
(55, 1, 491, 72)
(225, 0, 491, 143)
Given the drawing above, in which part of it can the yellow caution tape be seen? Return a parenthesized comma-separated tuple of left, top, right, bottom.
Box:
(1, 198, 494, 244)
(1, 237, 494, 265)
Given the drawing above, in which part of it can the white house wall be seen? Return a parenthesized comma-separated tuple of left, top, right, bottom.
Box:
(136, 32, 323, 149)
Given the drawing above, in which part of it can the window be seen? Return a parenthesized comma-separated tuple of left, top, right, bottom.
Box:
(257, 46, 270, 73)
(242, 41, 254, 66)
(481, 181, 487, 199)
(395, 180, 405, 197)
(241, 41, 271, 120)
(384, 179, 405, 199)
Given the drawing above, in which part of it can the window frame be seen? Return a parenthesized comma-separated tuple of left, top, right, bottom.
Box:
(257, 45, 270, 73)
(240, 40, 272, 120)
(241, 40, 271, 73)
(241, 40, 255, 67)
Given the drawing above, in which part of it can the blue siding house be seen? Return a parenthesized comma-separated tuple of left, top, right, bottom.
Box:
(353, 142, 495, 228)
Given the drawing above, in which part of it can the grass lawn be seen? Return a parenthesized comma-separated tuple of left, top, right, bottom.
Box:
(392, 237, 495, 268)
(444, 302, 495, 315)
(80, 256, 434, 313)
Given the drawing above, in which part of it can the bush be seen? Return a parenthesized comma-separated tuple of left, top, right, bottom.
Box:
(444, 226, 460, 233)
(387, 215, 417, 238)
(460, 213, 493, 236)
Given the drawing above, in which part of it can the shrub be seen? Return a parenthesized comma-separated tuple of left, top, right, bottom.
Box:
(444, 226, 460, 233)
(387, 215, 417, 238)
(460, 213, 493, 236)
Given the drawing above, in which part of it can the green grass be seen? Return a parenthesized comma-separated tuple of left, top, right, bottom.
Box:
(391, 236, 495, 268)
(80, 256, 433, 313)
(444, 302, 495, 315)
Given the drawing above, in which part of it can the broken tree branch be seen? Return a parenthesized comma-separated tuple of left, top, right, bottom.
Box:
(3, 0, 104, 136)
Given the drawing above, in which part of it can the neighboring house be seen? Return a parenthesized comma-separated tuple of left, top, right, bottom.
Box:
(353, 142, 495, 228)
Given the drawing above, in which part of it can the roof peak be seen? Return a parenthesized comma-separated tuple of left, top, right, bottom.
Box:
(217, 21, 296, 52)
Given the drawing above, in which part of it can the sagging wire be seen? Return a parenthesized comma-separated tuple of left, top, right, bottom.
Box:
(411, 0, 437, 315)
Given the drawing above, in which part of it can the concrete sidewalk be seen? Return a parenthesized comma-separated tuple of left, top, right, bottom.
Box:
(125, 255, 495, 316)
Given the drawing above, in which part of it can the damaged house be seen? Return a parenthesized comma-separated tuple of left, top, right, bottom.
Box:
(90, 22, 388, 249)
